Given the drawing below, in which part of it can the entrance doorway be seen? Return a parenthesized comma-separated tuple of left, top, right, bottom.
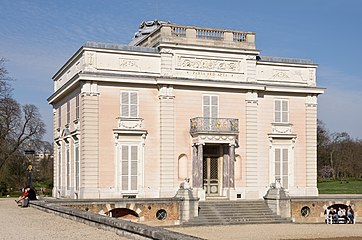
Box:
(203, 145, 222, 197)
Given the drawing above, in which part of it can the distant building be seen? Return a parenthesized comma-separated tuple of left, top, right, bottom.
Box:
(48, 20, 324, 200)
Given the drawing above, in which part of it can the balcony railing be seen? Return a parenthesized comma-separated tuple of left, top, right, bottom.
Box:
(190, 117, 239, 133)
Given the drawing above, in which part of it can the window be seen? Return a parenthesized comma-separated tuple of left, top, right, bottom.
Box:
(203, 95, 218, 118)
(274, 147, 289, 188)
(121, 91, 138, 118)
(74, 143, 80, 191)
(66, 146, 70, 190)
(58, 146, 62, 188)
(66, 101, 70, 124)
(58, 107, 61, 128)
(121, 145, 138, 191)
(75, 95, 80, 119)
(275, 99, 289, 123)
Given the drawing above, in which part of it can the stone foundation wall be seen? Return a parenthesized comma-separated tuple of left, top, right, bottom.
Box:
(291, 197, 362, 223)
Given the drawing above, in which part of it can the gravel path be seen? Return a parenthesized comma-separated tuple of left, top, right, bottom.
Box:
(168, 223, 362, 240)
(0, 198, 129, 240)
(2, 197, 362, 240)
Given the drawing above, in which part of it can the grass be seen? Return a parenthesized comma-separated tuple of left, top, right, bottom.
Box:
(318, 179, 362, 194)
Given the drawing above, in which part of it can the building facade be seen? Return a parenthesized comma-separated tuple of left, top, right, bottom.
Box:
(48, 21, 324, 200)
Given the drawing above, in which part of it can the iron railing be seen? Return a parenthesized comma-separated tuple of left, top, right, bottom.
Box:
(190, 117, 239, 133)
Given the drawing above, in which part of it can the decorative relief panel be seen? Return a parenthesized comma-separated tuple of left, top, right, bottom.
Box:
(271, 123, 293, 134)
(257, 65, 312, 85)
(119, 58, 140, 71)
(118, 118, 143, 129)
(176, 55, 242, 73)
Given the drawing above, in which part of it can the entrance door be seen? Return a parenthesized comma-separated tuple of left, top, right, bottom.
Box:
(203, 157, 220, 196)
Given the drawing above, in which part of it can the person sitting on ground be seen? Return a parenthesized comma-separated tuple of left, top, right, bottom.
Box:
(15, 187, 30, 207)
(347, 205, 355, 224)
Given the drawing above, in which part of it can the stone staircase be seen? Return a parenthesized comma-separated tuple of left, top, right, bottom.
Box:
(183, 200, 292, 226)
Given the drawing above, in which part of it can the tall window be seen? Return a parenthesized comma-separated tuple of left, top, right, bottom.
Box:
(58, 107, 61, 128)
(66, 101, 70, 124)
(121, 91, 138, 118)
(57, 146, 62, 188)
(274, 147, 289, 188)
(74, 143, 80, 191)
(275, 99, 289, 123)
(75, 95, 80, 119)
(121, 145, 138, 191)
(66, 145, 70, 190)
(203, 95, 219, 118)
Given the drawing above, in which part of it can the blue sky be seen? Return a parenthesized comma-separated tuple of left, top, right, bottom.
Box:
(1, 0, 361, 141)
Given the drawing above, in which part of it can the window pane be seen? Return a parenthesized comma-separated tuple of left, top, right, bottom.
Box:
(275, 100, 281, 111)
(121, 92, 129, 117)
(131, 161, 137, 175)
(282, 100, 288, 111)
(131, 146, 138, 160)
(131, 176, 137, 190)
(122, 92, 129, 104)
(275, 149, 281, 176)
(122, 146, 128, 160)
(203, 106, 210, 118)
(211, 106, 218, 118)
(130, 92, 137, 104)
(122, 176, 128, 190)
(282, 112, 288, 123)
(203, 96, 210, 105)
(130, 105, 137, 117)
(121, 162, 128, 175)
(211, 96, 218, 106)
(283, 176, 288, 188)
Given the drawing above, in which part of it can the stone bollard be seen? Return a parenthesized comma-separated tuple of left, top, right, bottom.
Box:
(175, 179, 199, 223)
(263, 182, 291, 219)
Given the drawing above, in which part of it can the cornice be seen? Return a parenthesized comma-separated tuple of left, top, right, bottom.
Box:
(158, 42, 260, 55)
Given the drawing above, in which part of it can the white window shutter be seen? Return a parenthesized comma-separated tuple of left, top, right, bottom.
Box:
(121, 92, 129, 117)
(282, 100, 289, 123)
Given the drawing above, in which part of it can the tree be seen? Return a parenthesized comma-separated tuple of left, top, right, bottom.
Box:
(0, 58, 12, 99)
(317, 120, 332, 177)
(0, 58, 47, 189)
(0, 102, 46, 169)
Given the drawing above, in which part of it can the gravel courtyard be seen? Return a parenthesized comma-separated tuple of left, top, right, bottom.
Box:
(1, 197, 361, 240)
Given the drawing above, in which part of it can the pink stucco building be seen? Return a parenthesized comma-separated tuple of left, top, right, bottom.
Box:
(48, 21, 324, 200)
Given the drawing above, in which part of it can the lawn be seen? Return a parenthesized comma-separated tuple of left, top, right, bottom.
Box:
(318, 179, 362, 194)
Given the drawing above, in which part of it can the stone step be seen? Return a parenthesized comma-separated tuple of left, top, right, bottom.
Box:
(182, 200, 292, 226)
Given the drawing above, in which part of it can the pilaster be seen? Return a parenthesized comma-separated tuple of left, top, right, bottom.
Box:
(245, 91, 258, 197)
(160, 48, 173, 76)
(80, 81, 99, 190)
(159, 85, 175, 195)
(305, 95, 318, 196)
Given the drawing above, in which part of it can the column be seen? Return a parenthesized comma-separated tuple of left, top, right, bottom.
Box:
(229, 144, 235, 188)
(192, 144, 198, 188)
(223, 145, 229, 188)
(194, 143, 203, 188)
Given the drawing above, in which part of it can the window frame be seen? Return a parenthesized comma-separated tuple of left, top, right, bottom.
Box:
(120, 144, 139, 192)
(120, 91, 139, 118)
(202, 94, 219, 119)
(274, 99, 289, 123)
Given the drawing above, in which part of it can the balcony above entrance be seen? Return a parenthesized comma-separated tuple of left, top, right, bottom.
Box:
(190, 117, 239, 145)
(190, 117, 238, 134)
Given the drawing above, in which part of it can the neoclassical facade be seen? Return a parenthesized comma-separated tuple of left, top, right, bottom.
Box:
(48, 21, 324, 200)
